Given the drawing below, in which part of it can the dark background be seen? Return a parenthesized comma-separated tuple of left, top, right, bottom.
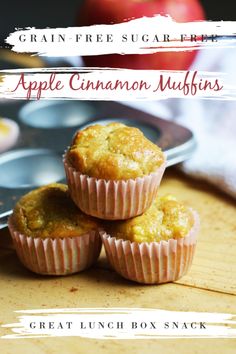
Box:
(0, 0, 234, 45)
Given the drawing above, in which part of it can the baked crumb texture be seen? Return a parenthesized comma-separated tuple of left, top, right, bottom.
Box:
(12, 183, 100, 238)
(105, 195, 194, 243)
(68, 123, 165, 180)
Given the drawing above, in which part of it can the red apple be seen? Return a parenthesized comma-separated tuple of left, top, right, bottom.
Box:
(77, 0, 205, 70)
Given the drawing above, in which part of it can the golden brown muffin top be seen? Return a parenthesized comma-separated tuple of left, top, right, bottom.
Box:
(11, 183, 100, 239)
(67, 123, 165, 180)
(105, 195, 194, 243)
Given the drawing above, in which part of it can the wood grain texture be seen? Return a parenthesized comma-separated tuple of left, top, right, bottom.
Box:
(0, 247, 236, 354)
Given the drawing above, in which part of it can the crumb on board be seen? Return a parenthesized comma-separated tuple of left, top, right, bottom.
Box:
(69, 287, 78, 293)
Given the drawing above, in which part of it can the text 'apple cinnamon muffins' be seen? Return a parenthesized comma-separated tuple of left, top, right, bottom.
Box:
(8, 183, 102, 275)
(64, 123, 166, 220)
(100, 195, 200, 284)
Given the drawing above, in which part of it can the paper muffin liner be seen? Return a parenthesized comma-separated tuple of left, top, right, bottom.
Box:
(8, 217, 102, 276)
(63, 155, 166, 220)
(100, 210, 199, 284)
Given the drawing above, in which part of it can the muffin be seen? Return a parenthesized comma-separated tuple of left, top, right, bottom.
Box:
(101, 195, 199, 284)
(8, 183, 102, 275)
(64, 122, 166, 220)
(0, 118, 19, 153)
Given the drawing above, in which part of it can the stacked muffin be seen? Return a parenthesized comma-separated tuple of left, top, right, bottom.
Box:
(9, 123, 199, 283)
(8, 184, 102, 275)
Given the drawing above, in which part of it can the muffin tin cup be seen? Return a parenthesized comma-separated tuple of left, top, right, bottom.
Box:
(63, 156, 166, 220)
(100, 210, 200, 284)
(8, 217, 102, 276)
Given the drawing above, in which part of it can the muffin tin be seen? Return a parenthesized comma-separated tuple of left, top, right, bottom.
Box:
(0, 100, 196, 228)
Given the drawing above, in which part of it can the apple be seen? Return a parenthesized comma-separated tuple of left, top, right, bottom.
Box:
(77, 0, 205, 70)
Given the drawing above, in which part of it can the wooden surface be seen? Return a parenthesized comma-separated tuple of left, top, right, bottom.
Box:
(0, 168, 236, 354)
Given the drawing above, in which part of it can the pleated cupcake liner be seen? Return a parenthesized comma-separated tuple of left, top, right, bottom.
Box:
(100, 210, 200, 284)
(63, 155, 166, 220)
(8, 217, 102, 276)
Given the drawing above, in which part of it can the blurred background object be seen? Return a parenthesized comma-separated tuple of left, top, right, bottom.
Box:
(77, 0, 205, 70)
(0, 49, 44, 69)
(0, 118, 19, 153)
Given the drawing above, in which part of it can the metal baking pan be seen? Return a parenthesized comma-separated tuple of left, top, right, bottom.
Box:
(0, 100, 196, 228)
